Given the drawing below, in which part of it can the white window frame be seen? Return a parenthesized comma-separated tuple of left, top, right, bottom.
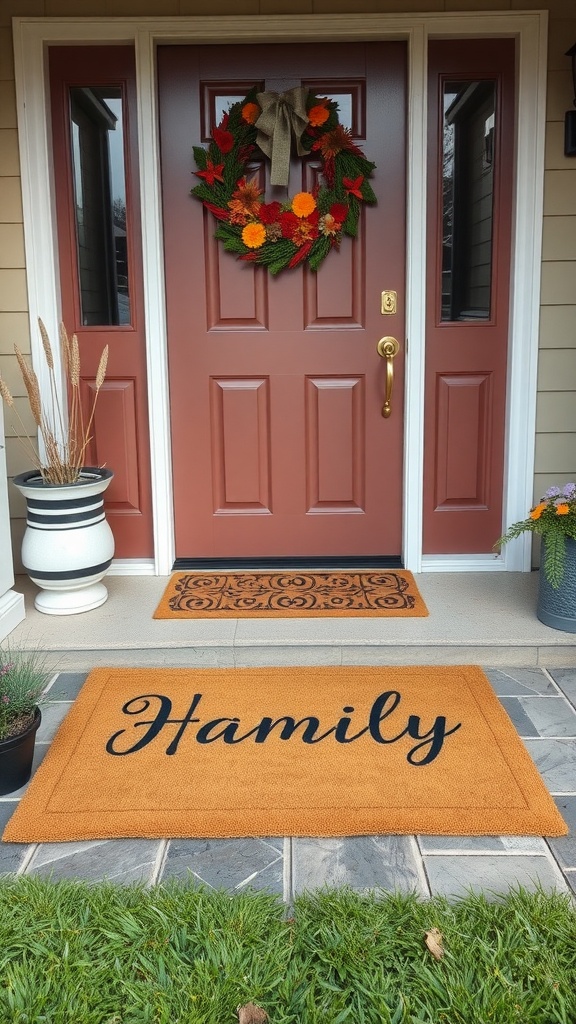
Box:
(12, 12, 548, 576)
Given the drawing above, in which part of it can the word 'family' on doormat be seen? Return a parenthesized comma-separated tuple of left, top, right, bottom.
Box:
(153, 570, 428, 618)
(3, 666, 566, 843)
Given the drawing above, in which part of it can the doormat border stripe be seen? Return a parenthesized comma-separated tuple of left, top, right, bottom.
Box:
(153, 570, 428, 619)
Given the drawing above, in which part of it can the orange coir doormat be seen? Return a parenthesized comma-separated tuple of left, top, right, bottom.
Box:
(3, 666, 566, 843)
(153, 570, 428, 618)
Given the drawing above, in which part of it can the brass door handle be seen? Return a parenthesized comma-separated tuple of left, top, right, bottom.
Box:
(376, 336, 400, 418)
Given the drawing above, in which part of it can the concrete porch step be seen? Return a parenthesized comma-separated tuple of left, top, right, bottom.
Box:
(7, 571, 576, 669)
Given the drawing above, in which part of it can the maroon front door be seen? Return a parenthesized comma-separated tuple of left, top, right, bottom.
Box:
(158, 42, 406, 560)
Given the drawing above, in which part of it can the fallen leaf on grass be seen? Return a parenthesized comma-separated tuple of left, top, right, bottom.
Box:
(424, 927, 444, 960)
(237, 1002, 269, 1024)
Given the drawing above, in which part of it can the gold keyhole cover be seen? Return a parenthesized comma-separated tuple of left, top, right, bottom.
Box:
(381, 289, 397, 314)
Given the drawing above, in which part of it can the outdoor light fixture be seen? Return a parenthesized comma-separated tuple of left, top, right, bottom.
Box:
(565, 43, 576, 156)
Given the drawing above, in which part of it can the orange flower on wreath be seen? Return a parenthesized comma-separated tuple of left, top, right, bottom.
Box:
(530, 503, 546, 520)
(242, 222, 267, 249)
(314, 124, 361, 160)
(308, 99, 330, 127)
(242, 101, 260, 124)
(556, 503, 570, 515)
(228, 176, 263, 223)
(233, 177, 263, 214)
(292, 192, 317, 218)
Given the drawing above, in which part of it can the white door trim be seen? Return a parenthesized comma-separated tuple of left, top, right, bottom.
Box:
(12, 11, 548, 575)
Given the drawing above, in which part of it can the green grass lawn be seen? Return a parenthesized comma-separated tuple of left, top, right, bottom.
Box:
(0, 878, 575, 1023)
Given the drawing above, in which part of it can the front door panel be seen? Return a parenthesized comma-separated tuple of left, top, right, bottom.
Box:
(49, 47, 154, 559)
(158, 43, 406, 559)
(424, 40, 515, 554)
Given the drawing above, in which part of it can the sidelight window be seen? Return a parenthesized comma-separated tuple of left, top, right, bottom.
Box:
(441, 80, 496, 322)
(69, 86, 131, 326)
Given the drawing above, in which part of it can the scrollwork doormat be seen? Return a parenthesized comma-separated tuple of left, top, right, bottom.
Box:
(3, 666, 566, 842)
(153, 571, 428, 618)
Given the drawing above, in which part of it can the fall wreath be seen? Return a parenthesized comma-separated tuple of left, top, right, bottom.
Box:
(190, 86, 377, 275)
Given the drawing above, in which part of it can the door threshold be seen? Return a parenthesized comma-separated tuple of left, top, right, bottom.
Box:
(172, 556, 403, 570)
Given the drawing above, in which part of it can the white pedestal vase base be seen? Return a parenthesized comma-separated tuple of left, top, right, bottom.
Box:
(13, 468, 115, 616)
(33, 581, 109, 615)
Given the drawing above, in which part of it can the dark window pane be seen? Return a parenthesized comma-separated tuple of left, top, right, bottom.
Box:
(70, 87, 131, 326)
(441, 81, 496, 322)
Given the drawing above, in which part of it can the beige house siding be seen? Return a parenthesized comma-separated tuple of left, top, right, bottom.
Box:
(536, 6, 576, 513)
(1, 0, 576, 566)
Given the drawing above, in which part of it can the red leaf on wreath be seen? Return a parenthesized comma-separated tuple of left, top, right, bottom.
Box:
(239, 252, 258, 261)
(213, 127, 234, 154)
(203, 201, 229, 221)
(330, 202, 349, 223)
(323, 154, 336, 188)
(343, 175, 364, 199)
(238, 144, 255, 164)
(289, 241, 313, 268)
(194, 159, 225, 185)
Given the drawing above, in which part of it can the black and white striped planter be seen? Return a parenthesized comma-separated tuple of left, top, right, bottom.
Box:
(13, 468, 115, 615)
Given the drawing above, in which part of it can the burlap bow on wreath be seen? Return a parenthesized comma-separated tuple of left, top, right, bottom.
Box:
(190, 86, 377, 275)
(254, 86, 309, 187)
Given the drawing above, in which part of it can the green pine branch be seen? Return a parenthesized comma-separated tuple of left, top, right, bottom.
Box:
(543, 531, 566, 589)
(308, 237, 331, 271)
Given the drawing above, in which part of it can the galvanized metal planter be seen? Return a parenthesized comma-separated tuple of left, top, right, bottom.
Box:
(537, 536, 576, 633)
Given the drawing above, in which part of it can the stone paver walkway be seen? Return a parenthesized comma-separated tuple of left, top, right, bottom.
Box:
(1, 667, 576, 901)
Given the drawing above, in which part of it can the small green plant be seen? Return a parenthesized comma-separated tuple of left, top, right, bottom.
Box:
(0, 642, 54, 742)
(496, 482, 576, 588)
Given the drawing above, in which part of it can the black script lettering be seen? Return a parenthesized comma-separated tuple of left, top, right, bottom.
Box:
(215, 705, 368, 745)
(405, 715, 462, 766)
(103, 690, 461, 764)
(105, 693, 203, 756)
(367, 691, 461, 765)
(196, 718, 241, 743)
(334, 706, 369, 743)
(368, 691, 402, 742)
(244, 716, 324, 744)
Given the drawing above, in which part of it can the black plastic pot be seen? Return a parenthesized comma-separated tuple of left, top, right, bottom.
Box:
(0, 708, 41, 795)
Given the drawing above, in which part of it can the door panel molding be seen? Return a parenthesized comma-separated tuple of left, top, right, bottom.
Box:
(12, 11, 548, 574)
(210, 377, 272, 513)
(433, 372, 492, 511)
